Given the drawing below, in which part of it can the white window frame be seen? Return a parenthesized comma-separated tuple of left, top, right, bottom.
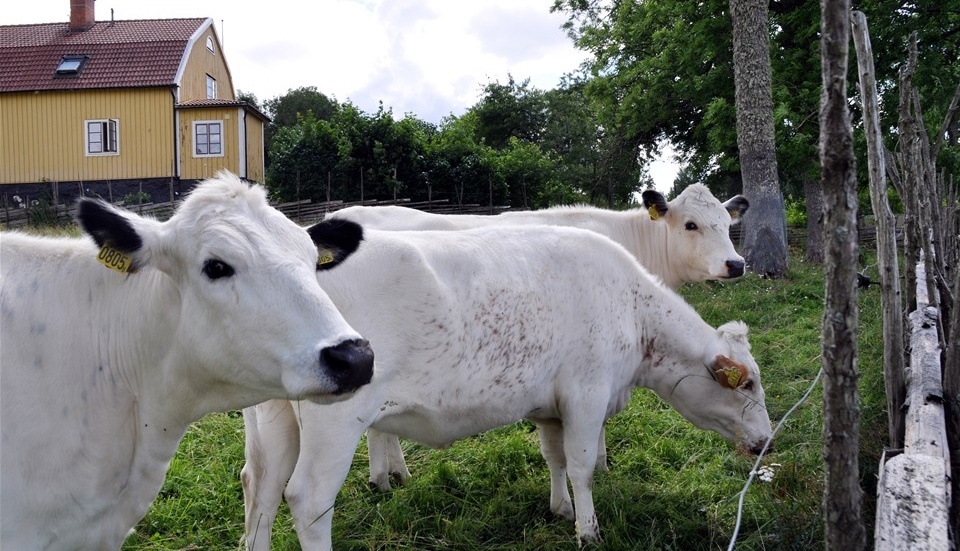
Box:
(85, 119, 119, 156)
(206, 74, 217, 99)
(206, 36, 215, 53)
(193, 120, 224, 157)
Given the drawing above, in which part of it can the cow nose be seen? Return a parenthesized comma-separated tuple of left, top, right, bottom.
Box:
(725, 259, 745, 278)
(321, 338, 374, 393)
(749, 440, 773, 456)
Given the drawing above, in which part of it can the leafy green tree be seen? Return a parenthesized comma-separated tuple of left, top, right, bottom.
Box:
(472, 76, 548, 149)
(489, 137, 560, 209)
(263, 87, 340, 165)
(266, 111, 348, 203)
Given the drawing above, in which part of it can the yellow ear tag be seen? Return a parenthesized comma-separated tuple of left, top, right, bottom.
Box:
(730, 210, 740, 219)
(648, 205, 660, 221)
(317, 250, 335, 267)
(96, 244, 134, 274)
(718, 365, 743, 388)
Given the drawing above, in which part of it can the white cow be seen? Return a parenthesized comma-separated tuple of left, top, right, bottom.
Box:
(0, 172, 374, 551)
(328, 183, 749, 290)
(329, 183, 749, 488)
(241, 222, 773, 550)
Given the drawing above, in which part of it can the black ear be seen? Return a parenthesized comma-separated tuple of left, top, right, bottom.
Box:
(308, 219, 364, 271)
(76, 199, 143, 253)
(641, 189, 669, 219)
(724, 195, 750, 221)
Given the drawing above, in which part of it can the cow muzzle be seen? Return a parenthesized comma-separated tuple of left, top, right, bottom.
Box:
(741, 437, 774, 456)
(321, 338, 374, 394)
(724, 259, 745, 279)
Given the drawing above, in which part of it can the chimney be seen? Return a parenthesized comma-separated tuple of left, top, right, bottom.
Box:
(70, 0, 95, 32)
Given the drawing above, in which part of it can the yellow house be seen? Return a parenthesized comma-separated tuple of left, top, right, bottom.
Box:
(0, 0, 268, 205)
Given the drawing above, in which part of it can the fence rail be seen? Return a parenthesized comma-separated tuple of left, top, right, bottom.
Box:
(0, 196, 514, 229)
(874, 256, 951, 550)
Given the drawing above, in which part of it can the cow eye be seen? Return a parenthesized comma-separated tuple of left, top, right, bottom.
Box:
(743, 380, 755, 391)
(685, 221, 699, 231)
(202, 259, 235, 280)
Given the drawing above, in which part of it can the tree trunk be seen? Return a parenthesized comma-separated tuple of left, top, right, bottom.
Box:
(851, 10, 906, 451)
(730, 0, 788, 278)
(819, 1, 866, 550)
(803, 175, 824, 264)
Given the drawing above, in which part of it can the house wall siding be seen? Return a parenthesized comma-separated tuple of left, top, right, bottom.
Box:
(245, 112, 266, 183)
(0, 88, 175, 185)
(178, 106, 241, 180)
(179, 27, 235, 101)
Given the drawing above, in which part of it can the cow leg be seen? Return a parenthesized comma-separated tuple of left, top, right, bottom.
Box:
(534, 419, 574, 520)
(366, 429, 411, 491)
(241, 400, 301, 551)
(284, 406, 369, 551)
(562, 411, 605, 545)
(595, 425, 609, 472)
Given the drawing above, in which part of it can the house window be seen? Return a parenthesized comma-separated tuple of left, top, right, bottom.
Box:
(206, 75, 217, 99)
(85, 119, 119, 155)
(206, 36, 215, 53)
(56, 55, 88, 76)
(194, 121, 223, 157)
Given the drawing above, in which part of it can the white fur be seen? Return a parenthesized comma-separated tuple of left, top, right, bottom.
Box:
(329, 183, 746, 290)
(241, 224, 772, 550)
(0, 171, 370, 551)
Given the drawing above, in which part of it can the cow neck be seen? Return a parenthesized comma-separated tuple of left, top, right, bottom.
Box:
(634, 285, 715, 386)
(621, 212, 683, 290)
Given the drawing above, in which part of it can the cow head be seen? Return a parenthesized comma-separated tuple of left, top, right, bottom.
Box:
(642, 184, 749, 284)
(654, 321, 773, 455)
(76, 170, 373, 409)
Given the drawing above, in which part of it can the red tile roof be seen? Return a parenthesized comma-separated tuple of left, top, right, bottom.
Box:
(0, 18, 210, 92)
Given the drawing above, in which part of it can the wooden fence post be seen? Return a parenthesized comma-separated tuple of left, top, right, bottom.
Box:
(851, 10, 906, 450)
(819, 1, 866, 549)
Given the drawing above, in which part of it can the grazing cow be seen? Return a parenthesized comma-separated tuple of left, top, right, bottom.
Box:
(241, 222, 773, 550)
(328, 183, 749, 290)
(0, 172, 374, 551)
(329, 183, 749, 488)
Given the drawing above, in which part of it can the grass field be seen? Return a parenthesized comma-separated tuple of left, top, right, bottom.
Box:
(102, 247, 888, 551)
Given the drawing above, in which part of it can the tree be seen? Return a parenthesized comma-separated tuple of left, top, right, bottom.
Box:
(263, 87, 339, 164)
(472, 76, 547, 149)
(730, 0, 788, 277)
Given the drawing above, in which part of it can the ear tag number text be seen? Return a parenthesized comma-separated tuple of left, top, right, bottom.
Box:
(97, 244, 134, 274)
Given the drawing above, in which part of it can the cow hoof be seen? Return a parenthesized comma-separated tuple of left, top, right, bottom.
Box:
(367, 479, 392, 492)
(551, 502, 575, 521)
(390, 471, 410, 487)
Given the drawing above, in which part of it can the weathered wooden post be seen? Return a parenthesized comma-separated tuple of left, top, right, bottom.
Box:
(850, 10, 906, 450)
(819, 0, 866, 548)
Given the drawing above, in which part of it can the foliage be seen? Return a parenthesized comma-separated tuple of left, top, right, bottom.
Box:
(553, 0, 960, 202)
(120, 253, 888, 551)
(784, 195, 808, 227)
(262, 75, 649, 209)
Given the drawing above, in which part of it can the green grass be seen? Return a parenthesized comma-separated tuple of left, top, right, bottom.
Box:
(110, 252, 885, 550)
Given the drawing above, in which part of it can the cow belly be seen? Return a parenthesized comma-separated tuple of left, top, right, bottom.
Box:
(369, 390, 558, 448)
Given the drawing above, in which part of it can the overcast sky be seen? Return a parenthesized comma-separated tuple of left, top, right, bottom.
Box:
(4, 0, 678, 190)
(4, 0, 589, 123)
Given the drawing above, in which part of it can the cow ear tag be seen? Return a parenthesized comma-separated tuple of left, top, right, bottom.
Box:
(713, 356, 745, 389)
(717, 365, 742, 388)
(648, 205, 660, 221)
(730, 210, 740, 220)
(317, 249, 335, 267)
(96, 244, 135, 274)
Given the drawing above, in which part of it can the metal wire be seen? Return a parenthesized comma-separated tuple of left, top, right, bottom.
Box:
(726, 363, 825, 551)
